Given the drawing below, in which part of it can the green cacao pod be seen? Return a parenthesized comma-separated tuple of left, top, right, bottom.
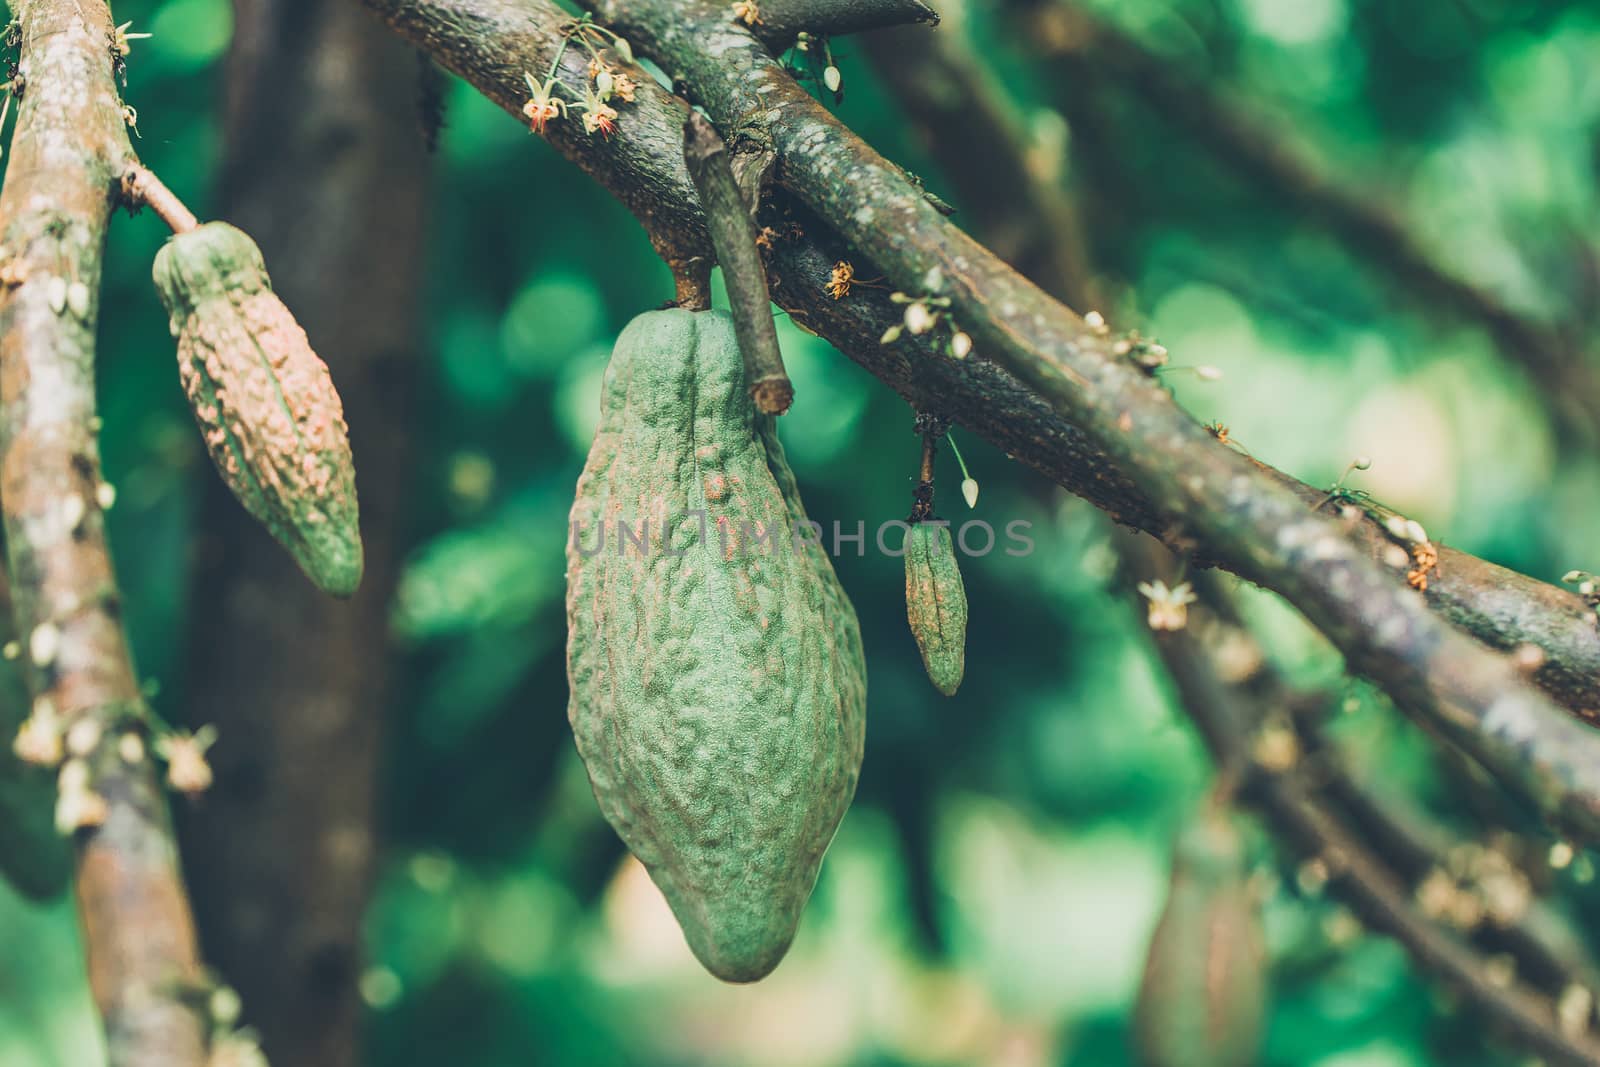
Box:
(1134, 809, 1267, 1067)
(904, 520, 967, 696)
(153, 222, 362, 598)
(565, 309, 867, 983)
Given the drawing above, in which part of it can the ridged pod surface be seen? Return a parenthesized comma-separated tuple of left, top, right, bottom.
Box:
(566, 309, 867, 982)
(1134, 809, 1267, 1067)
(904, 521, 967, 695)
(153, 222, 362, 597)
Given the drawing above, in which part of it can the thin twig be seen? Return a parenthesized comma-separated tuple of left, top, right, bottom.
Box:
(0, 2, 208, 1065)
(683, 110, 792, 413)
(117, 163, 198, 234)
(354, 0, 1600, 722)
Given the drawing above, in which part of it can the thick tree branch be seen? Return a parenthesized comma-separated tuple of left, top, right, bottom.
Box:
(0, 2, 207, 1065)
(1123, 537, 1600, 1064)
(359, 0, 1600, 840)
(683, 110, 792, 412)
(577, 0, 1600, 841)
(1008, 0, 1600, 447)
(739, 0, 939, 50)
(354, 0, 1600, 721)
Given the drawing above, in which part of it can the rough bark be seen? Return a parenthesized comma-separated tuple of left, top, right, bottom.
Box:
(176, 4, 430, 1066)
(0, 2, 208, 1064)
(352, 0, 1600, 728)
(572, 0, 1600, 843)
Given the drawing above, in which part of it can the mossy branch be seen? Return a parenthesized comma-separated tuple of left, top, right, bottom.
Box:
(0, 3, 209, 1065)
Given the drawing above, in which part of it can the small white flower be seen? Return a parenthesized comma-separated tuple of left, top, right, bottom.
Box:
(1194, 365, 1223, 381)
(96, 482, 117, 510)
(904, 302, 934, 335)
(29, 622, 60, 668)
(950, 331, 973, 359)
(822, 65, 841, 93)
(961, 477, 979, 509)
(1083, 309, 1107, 333)
(65, 718, 102, 758)
(1137, 580, 1197, 632)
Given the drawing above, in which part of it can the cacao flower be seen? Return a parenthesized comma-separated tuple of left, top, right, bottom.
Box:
(1135, 807, 1268, 1067)
(153, 222, 362, 597)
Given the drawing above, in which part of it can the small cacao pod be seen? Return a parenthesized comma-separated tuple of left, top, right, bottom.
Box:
(566, 309, 867, 983)
(904, 520, 967, 695)
(1134, 808, 1267, 1067)
(153, 222, 362, 597)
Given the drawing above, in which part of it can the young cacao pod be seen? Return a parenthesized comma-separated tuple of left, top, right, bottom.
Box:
(566, 309, 867, 983)
(1134, 808, 1267, 1067)
(904, 520, 967, 695)
(153, 222, 362, 597)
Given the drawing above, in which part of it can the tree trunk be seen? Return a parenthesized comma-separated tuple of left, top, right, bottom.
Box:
(178, 5, 431, 1065)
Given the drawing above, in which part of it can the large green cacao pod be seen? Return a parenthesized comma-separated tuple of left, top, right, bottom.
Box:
(1134, 809, 1267, 1067)
(566, 309, 867, 983)
(153, 222, 362, 598)
(903, 520, 967, 695)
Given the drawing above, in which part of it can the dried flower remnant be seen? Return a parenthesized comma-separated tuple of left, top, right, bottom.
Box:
(153, 222, 363, 597)
(826, 261, 853, 300)
(732, 1, 762, 26)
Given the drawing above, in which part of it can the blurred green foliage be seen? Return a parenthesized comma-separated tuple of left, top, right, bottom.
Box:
(3, 0, 1600, 1064)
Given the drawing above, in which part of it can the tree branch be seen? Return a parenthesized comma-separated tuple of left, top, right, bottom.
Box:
(0, 2, 207, 1064)
(683, 110, 792, 412)
(174, 3, 432, 1065)
(738, 0, 939, 51)
(576, 0, 1600, 842)
(1007, 0, 1600, 448)
(1122, 536, 1600, 1065)
(354, 0, 1600, 722)
(358, 0, 1600, 841)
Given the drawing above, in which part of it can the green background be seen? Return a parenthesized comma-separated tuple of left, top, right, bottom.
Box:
(4, 0, 1600, 1064)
